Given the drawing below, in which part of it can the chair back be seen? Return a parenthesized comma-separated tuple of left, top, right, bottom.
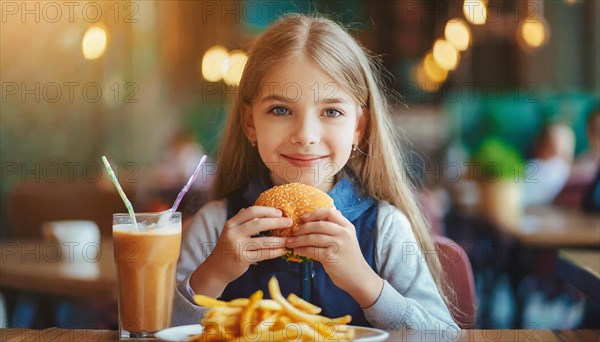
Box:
(9, 181, 131, 238)
(434, 235, 477, 328)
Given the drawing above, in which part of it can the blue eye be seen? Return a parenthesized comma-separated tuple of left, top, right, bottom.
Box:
(324, 108, 343, 118)
(270, 106, 289, 116)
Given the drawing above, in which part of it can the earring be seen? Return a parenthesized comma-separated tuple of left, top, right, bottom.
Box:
(250, 140, 256, 147)
(351, 143, 367, 157)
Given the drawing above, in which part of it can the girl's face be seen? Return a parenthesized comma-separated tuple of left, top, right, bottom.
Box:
(243, 56, 367, 193)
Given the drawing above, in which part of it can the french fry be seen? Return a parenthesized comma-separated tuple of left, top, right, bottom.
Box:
(268, 276, 351, 325)
(257, 299, 282, 311)
(193, 295, 228, 307)
(196, 321, 223, 341)
(287, 293, 322, 314)
(204, 306, 242, 317)
(314, 321, 354, 341)
(255, 326, 288, 342)
(277, 314, 291, 325)
(203, 313, 237, 326)
(256, 312, 278, 327)
(240, 290, 263, 335)
(227, 298, 250, 307)
(259, 309, 272, 322)
(325, 328, 355, 342)
(194, 276, 355, 342)
(297, 322, 326, 341)
(255, 315, 285, 341)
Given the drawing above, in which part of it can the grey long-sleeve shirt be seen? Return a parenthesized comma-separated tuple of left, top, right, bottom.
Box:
(172, 199, 458, 332)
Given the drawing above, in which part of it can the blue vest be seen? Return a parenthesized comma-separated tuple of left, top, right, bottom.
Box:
(220, 173, 379, 327)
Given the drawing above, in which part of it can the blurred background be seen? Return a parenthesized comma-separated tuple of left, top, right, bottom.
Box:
(1, 0, 598, 331)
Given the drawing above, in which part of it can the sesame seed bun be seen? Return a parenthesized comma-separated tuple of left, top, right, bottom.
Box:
(254, 183, 335, 262)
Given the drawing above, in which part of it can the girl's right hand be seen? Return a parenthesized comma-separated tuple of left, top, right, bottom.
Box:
(207, 206, 291, 283)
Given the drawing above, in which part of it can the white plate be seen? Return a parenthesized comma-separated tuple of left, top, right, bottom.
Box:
(155, 324, 389, 341)
(350, 326, 390, 341)
(154, 324, 203, 341)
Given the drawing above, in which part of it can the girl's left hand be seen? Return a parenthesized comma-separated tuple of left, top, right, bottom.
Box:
(285, 208, 384, 308)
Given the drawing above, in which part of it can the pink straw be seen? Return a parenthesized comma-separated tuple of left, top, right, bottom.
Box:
(158, 155, 208, 226)
(170, 155, 208, 212)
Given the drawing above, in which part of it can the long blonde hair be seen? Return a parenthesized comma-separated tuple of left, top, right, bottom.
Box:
(211, 13, 455, 317)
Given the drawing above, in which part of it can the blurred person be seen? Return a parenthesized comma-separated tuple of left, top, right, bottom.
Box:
(136, 129, 213, 221)
(521, 123, 576, 207)
(406, 150, 447, 236)
(0, 292, 5, 326)
(570, 108, 600, 184)
(152, 128, 212, 192)
(582, 168, 600, 213)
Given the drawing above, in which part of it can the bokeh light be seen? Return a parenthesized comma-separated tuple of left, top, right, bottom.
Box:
(82, 25, 108, 60)
(415, 62, 440, 92)
(433, 39, 460, 71)
(223, 50, 248, 86)
(445, 19, 471, 51)
(423, 53, 448, 83)
(463, 0, 487, 25)
(520, 18, 548, 48)
(201, 45, 229, 82)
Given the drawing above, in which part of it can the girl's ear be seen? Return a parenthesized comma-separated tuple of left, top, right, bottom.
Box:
(242, 104, 256, 141)
(354, 106, 368, 145)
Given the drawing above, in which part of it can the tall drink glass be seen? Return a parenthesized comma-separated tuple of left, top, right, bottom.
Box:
(113, 212, 182, 339)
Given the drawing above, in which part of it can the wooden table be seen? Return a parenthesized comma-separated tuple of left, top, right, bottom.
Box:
(558, 249, 600, 305)
(498, 205, 600, 247)
(0, 328, 598, 341)
(0, 239, 117, 299)
(469, 205, 599, 328)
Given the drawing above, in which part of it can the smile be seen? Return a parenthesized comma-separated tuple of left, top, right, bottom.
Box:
(282, 154, 328, 166)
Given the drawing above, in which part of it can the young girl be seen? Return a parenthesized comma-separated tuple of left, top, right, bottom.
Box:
(173, 14, 457, 332)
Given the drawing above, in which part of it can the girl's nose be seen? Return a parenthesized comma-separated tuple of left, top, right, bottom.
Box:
(290, 116, 320, 146)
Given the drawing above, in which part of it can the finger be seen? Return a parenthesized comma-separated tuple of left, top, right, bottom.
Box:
(242, 236, 286, 250)
(301, 208, 349, 226)
(294, 245, 340, 263)
(240, 217, 293, 236)
(240, 248, 286, 264)
(294, 221, 341, 236)
(229, 206, 283, 226)
(285, 233, 336, 249)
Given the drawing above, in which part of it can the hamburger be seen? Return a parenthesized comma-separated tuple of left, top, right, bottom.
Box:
(254, 183, 335, 262)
